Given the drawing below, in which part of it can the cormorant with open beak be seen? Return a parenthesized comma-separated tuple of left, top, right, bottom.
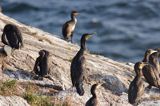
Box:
(128, 62, 146, 105)
(62, 10, 79, 43)
(85, 83, 101, 106)
(71, 33, 93, 96)
(33, 50, 49, 79)
(142, 51, 160, 89)
(1, 24, 23, 49)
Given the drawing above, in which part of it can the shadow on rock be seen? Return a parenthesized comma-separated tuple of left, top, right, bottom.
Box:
(3, 69, 33, 80)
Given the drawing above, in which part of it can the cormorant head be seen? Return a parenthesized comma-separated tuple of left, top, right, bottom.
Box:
(39, 50, 46, 57)
(80, 33, 93, 50)
(39, 49, 49, 57)
(81, 33, 93, 41)
(143, 49, 157, 62)
(71, 10, 79, 16)
(3, 24, 15, 32)
(134, 62, 147, 76)
(44, 50, 49, 57)
(149, 51, 160, 63)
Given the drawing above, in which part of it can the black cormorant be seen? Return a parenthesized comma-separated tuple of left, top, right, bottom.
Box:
(85, 83, 101, 106)
(128, 62, 146, 105)
(1, 24, 23, 49)
(33, 50, 49, 79)
(62, 10, 78, 43)
(142, 52, 160, 89)
(71, 33, 93, 96)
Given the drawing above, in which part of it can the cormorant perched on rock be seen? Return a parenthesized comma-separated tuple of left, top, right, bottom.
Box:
(33, 50, 49, 79)
(71, 33, 93, 96)
(85, 83, 101, 106)
(142, 52, 160, 89)
(142, 49, 157, 62)
(1, 24, 23, 49)
(62, 10, 79, 43)
(128, 62, 146, 105)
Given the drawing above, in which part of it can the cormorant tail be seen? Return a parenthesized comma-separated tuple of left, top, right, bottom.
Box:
(75, 83, 84, 96)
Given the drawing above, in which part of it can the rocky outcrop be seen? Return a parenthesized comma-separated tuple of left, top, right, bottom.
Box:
(0, 96, 29, 106)
(0, 13, 159, 106)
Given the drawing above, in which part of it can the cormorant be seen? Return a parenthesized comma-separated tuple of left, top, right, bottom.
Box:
(85, 83, 101, 106)
(33, 50, 49, 79)
(142, 49, 157, 62)
(1, 24, 23, 49)
(142, 52, 160, 89)
(71, 33, 93, 96)
(62, 10, 78, 43)
(128, 62, 146, 105)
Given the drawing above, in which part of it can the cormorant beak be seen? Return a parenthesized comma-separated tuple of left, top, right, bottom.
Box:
(96, 83, 102, 88)
(150, 50, 157, 54)
(96, 81, 104, 88)
(75, 12, 79, 15)
(139, 62, 148, 69)
(86, 32, 96, 40)
(73, 12, 79, 16)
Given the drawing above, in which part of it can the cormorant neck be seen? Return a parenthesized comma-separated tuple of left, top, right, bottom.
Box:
(142, 55, 149, 62)
(91, 91, 96, 98)
(81, 38, 86, 50)
(71, 15, 77, 22)
(137, 72, 141, 78)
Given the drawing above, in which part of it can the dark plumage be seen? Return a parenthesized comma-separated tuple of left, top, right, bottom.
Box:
(2, 24, 23, 49)
(142, 52, 160, 89)
(85, 84, 100, 106)
(71, 33, 92, 96)
(128, 62, 146, 105)
(142, 49, 157, 62)
(33, 50, 49, 78)
(62, 10, 78, 43)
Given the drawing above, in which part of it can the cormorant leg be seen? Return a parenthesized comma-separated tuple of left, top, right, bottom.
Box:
(71, 37, 73, 43)
(71, 33, 73, 43)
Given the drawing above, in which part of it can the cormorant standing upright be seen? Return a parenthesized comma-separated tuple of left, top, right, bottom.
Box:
(2, 24, 23, 49)
(128, 62, 146, 105)
(71, 33, 93, 96)
(33, 50, 49, 79)
(62, 10, 78, 43)
(142, 52, 160, 89)
(85, 83, 101, 106)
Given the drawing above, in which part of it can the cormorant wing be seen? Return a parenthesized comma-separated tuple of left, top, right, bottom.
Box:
(128, 78, 137, 104)
(33, 57, 41, 74)
(1, 32, 8, 45)
(142, 65, 156, 84)
(136, 79, 145, 98)
(14, 26, 23, 47)
(62, 21, 73, 37)
(75, 56, 85, 81)
(71, 54, 85, 86)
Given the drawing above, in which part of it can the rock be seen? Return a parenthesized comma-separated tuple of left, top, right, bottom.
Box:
(0, 12, 158, 106)
(0, 96, 30, 106)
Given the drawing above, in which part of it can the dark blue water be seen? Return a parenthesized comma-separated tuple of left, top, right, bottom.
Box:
(1, 0, 160, 62)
